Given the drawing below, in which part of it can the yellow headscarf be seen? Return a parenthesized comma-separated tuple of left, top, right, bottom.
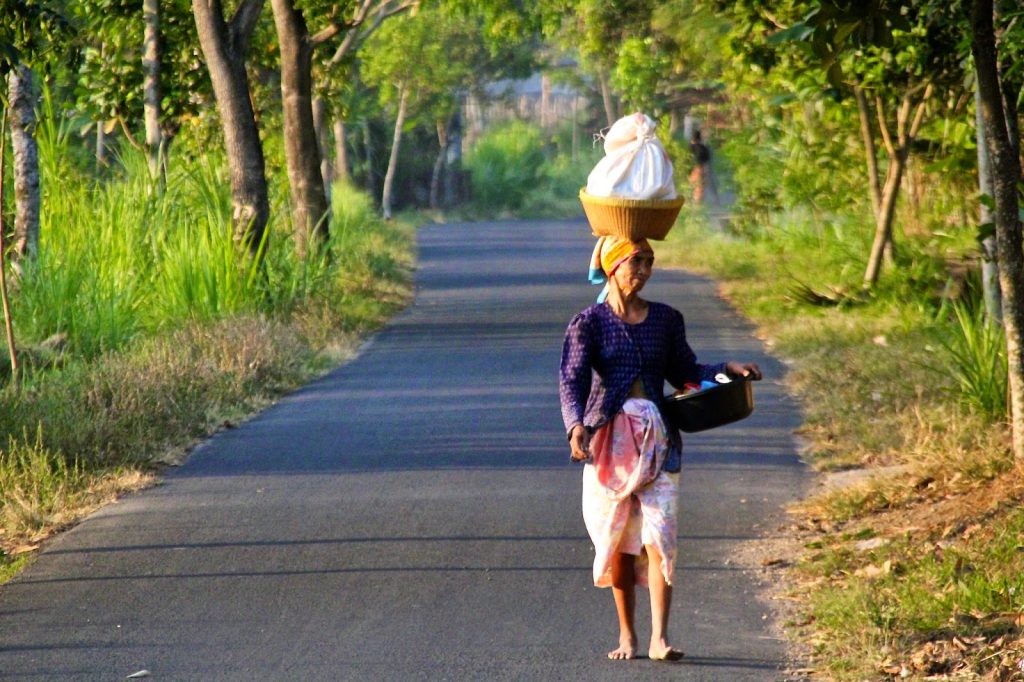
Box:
(588, 236, 652, 301)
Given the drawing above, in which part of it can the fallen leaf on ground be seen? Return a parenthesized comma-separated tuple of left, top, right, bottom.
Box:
(855, 537, 888, 551)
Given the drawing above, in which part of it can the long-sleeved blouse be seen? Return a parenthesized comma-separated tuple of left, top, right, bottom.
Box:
(559, 301, 724, 473)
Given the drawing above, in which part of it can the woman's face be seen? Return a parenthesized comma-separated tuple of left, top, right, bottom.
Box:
(612, 249, 655, 296)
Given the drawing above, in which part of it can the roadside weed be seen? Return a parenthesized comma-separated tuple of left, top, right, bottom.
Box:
(937, 299, 1008, 420)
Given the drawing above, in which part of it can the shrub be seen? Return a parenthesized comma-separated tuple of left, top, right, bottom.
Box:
(466, 120, 546, 212)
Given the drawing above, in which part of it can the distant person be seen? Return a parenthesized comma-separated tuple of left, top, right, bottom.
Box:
(688, 130, 716, 205)
(559, 235, 761, 661)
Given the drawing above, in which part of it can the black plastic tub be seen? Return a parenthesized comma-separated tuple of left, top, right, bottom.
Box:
(662, 378, 754, 433)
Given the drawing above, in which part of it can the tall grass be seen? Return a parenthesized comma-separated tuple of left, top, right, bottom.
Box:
(16, 142, 259, 354)
(1, 119, 414, 573)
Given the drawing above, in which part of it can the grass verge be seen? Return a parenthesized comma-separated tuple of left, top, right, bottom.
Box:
(658, 205, 1022, 680)
(0, 183, 415, 583)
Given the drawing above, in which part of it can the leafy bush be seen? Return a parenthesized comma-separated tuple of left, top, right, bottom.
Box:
(466, 120, 546, 212)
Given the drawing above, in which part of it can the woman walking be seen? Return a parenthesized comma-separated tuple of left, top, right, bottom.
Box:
(559, 235, 760, 660)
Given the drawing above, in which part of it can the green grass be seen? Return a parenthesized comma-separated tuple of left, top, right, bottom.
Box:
(655, 187, 1017, 677)
(805, 509, 1024, 679)
(658, 206, 977, 471)
(0, 127, 415, 581)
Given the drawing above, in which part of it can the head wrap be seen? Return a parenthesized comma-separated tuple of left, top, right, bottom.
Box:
(588, 236, 653, 302)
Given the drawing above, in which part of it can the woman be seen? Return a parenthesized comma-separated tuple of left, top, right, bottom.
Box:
(559, 235, 760, 661)
(688, 130, 717, 205)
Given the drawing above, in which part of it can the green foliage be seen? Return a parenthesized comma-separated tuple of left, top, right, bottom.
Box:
(465, 120, 546, 212)
(69, 0, 209, 135)
(0, 0, 69, 71)
(611, 36, 672, 116)
(937, 299, 1008, 420)
(361, 5, 536, 129)
(12, 113, 415, 358)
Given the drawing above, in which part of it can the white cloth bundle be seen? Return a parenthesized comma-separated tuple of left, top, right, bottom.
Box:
(585, 113, 677, 200)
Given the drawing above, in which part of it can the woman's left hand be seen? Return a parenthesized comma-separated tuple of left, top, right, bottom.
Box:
(725, 361, 762, 381)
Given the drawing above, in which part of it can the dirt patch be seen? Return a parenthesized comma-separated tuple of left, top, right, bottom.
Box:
(731, 523, 819, 680)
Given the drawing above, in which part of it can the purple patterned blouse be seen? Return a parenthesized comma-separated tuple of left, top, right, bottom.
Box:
(559, 301, 725, 473)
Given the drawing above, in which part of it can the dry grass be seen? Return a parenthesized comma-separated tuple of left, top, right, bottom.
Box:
(0, 309, 409, 577)
(656, 209, 1023, 680)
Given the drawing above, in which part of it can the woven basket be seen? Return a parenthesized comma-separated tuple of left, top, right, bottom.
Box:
(579, 189, 684, 241)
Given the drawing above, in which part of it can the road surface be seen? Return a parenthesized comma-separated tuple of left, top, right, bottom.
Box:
(0, 219, 809, 681)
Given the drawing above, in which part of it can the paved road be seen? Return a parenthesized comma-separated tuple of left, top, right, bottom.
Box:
(0, 219, 809, 681)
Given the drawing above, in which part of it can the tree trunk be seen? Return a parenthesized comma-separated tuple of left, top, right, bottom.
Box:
(973, 0, 1024, 459)
(363, 119, 376, 201)
(333, 118, 350, 184)
(0, 111, 18, 380)
(192, 0, 270, 257)
(312, 95, 332, 205)
(999, 54, 1021, 171)
(572, 96, 579, 162)
(863, 86, 932, 287)
(96, 122, 108, 171)
(430, 118, 449, 210)
(445, 108, 463, 207)
(271, 0, 329, 257)
(8, 65, 40, 261)
(381, 84, 408, 220)
(975, 84, 1002, 322)
(540, 72, 552, 128)
(598, 68, 616, 128)
(95, 45, 109, 172)
(863, 155, 908, 286)
(853, 84, 882, 220)
(143, 0, 164, 184)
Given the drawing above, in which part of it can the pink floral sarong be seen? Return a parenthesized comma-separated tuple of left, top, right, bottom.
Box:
(582, 398, 679, 588)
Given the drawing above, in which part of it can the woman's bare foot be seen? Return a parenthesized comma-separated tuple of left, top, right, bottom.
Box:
(607, 637, 637, 660)
(649, 638, 684, 661)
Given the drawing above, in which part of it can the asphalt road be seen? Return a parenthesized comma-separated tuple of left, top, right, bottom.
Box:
(0, 219, 810, 681)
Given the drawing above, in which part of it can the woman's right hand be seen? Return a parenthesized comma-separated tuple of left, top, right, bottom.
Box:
(569, 424, 591, 462)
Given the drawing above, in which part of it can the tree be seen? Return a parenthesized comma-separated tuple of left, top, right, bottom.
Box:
(270, 0, 329, 256)
(7, 64, 38, 259)
(541, 0, 659, 127)
(0, 0, 69, 376)
(726, 0, 963, 287)
(268, 0, 415, 255)
(361, 3, 537, 217)
(73, 1, 211, 166)
(0, 109, 16, 379)
(192, 0, 269, 256)
(1, 0, 68, 263)
(972, 0, 1024, 458)
(142, 0, 164, 182)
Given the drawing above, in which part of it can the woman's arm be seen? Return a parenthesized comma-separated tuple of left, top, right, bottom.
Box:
(560, 313, 594, 438)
